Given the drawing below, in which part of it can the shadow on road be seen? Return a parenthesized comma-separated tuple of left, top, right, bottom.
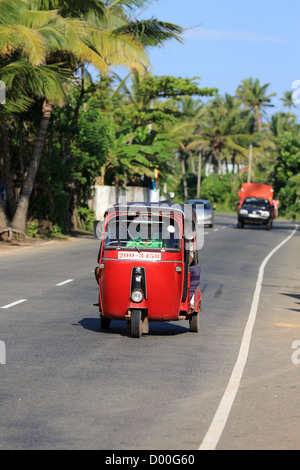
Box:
(280, 292, 300, 313)
(234, 222, 298, 231)
(78, 317, 189, 336)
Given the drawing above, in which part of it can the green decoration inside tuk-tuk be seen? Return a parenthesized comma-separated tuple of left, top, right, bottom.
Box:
(126, 237, 163, 249)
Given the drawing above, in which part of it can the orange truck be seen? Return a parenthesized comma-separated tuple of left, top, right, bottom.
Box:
(237, 183, 277, 230)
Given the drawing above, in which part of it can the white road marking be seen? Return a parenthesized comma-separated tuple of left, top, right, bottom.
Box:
(199, 224, 299, 451)
(213, 228, 218, 232)
(1, 299, 28, 309)
(1, 279, 75, 309)
(56, 279, 74, 287)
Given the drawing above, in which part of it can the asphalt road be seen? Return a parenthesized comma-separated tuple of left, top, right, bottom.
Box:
(0, 215, 299, 450)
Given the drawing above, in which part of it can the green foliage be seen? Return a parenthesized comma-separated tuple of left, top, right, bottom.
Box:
(27, 220, 39, 238)
(273, 132, 300, 217)
(200, 174, 238, 209)
(236, 77, 276, 131)
(273, 132, 300, 188)
(0, 0, 190, 235)
(77, 206, 95, 231)
(137, 75, 217, 101)
(112, 19, 184, 47)
(1, 0, 299, 235)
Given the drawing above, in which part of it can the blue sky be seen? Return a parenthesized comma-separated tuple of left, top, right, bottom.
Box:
(127, 0, 300, 116)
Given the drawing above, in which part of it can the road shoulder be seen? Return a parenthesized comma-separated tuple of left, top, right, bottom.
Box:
(219, 229, 300, 450)
(0, 233, 94, 256)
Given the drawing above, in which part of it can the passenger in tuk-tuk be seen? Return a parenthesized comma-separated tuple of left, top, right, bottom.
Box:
(188, 242, 201, 309)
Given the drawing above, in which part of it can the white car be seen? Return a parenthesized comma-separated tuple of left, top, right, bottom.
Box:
(187, 199, 214, 228)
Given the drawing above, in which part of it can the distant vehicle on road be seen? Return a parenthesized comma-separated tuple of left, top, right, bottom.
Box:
(237, 183, 276, 230)
(187, 199, 214, 228)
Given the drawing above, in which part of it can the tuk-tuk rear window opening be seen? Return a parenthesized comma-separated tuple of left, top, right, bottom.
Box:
(104, 215, 181, 251)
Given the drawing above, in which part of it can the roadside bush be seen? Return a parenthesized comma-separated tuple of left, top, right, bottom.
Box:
(77, 206, 95, 231)
(27, 220, 39, 238)
(200, 174, 238, 211)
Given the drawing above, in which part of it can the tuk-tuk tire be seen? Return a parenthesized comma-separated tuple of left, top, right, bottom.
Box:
(101, 316, 111, 329)
(131, 309, 142, 338)
(190, 312, 199, 333)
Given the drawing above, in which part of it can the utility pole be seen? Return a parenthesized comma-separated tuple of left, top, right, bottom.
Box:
(197, 151, 202, 198)
(247, 144, 253, 183)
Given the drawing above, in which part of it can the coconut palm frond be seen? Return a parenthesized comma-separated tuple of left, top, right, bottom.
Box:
(75, 42, 110, 72)
(92, 28, 149, 72)
(0, 0, 24, 24)
(21, 8, 58, 28)
(112, 18, 184, 47)
(1, 59, 71, 106)
(55, 16, 89, 45)
(14, 24, 47, 65)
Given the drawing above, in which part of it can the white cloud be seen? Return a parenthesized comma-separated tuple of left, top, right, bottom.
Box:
(185, 27, 284, 43)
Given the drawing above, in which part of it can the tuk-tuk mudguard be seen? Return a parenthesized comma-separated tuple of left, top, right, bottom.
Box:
(99, 255, 184, 321)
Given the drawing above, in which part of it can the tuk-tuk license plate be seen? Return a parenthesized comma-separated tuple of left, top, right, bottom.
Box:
(118, 251, 161, 261)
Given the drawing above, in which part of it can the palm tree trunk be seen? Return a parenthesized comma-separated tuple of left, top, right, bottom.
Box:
(63, 65, 85, 161)
(258, 111, 262, 131)
(224, 158, 229, 173)
(12, 99, 53, 233)
(190, 152, 196, 174)
(19, 117, 25, 187)
(180, 155, 188, 201)
(232, 153, 236, 174)
(197, 151, 202, 198)
(214, 149, 223, 174)
(247, 144, 253, 183)
(0, 197, 10, 230)
(0, 122, 17, 220)
(0, 197, 14, 241)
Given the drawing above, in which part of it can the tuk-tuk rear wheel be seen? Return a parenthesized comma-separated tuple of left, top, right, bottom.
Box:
(131, 309, 142, 338)
(190, 312, 199, 333)
(101, 316, 111, 329)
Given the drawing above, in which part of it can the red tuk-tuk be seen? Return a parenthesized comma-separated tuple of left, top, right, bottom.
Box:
(94, 203, 201, 337)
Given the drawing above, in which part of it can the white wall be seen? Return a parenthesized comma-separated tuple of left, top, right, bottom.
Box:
(89, 185, 160, 220)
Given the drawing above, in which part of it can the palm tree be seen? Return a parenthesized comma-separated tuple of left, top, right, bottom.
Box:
(196, 96, 251, 174)
(0, 0, 73, 236)
(0, 0, 185, 236)
(107, 71, 216, 196)
(270, 112, 299, 138)
(236, 78, 276, 131)
(172, 97, 207, 197)
(165, 119, 200, 201)
(280, 90, 297, 111)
